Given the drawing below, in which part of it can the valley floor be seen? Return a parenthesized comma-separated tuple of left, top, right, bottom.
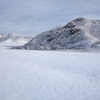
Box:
(0, 43, 100, 100)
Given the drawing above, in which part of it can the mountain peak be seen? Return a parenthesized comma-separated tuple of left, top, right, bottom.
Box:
(62, 17, 90, 29)
(0, 33, 4, 38)
(7, 33, 18, 36)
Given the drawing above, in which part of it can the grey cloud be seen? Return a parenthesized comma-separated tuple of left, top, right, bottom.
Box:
(0, 0, 100, 35)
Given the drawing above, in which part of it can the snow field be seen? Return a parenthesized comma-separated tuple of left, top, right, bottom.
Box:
(0, 49, 100, 100)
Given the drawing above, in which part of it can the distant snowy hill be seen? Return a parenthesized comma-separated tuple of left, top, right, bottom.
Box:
(0, 33, 4, 38)
(19, 17, 100, 50)
(0, 33, 33, 44)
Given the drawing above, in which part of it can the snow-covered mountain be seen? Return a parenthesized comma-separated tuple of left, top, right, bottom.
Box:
(20, 17, 100, 50)
(0, 33, 33, 44)
(0, 33, 4, 38)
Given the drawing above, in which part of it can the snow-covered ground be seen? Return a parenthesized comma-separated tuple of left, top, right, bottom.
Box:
(0, 43, 100, 100)
(0, 43, 25, 50)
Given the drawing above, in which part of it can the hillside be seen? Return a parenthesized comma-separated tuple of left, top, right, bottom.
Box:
(20, 17, 100, 50)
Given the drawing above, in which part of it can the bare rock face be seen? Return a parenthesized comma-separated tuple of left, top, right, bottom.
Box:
(69, 28, 81, 35)
(17, 17, 100, 50)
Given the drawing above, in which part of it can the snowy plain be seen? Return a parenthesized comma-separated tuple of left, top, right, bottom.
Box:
(0, 43, 100, 100)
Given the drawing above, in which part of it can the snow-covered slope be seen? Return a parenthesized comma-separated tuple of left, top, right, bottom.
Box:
(0, 33, 33, 44)
(21, 17, 100, 50)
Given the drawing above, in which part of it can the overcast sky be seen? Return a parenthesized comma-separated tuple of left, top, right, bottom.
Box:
(0, 0, 100, 35)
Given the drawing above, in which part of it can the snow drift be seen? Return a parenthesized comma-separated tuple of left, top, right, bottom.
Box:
(15, 17, 100, 50)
